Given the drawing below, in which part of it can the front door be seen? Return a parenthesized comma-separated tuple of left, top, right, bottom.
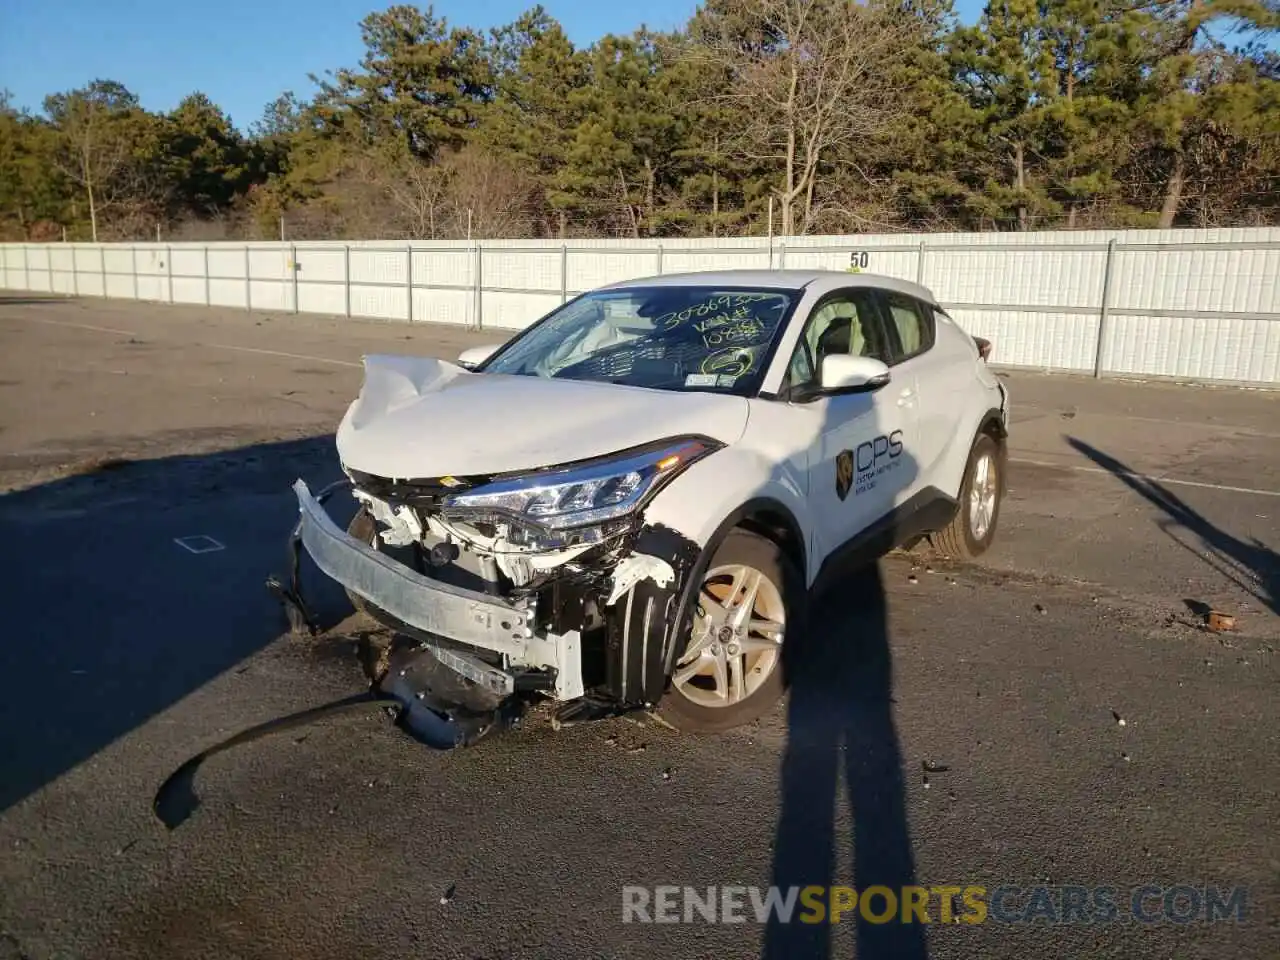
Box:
(780, 288, 921, 567)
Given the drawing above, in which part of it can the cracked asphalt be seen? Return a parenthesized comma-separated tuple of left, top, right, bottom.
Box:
(0, 292, 1276, 960)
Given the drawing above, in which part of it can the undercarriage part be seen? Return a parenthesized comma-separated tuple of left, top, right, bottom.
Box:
(601, 523, 703, 706)
(421, 641, 517, 696)
(551, 694, 633, 728)
(381, 642, 525, 745)
(268, 477, 354, 636)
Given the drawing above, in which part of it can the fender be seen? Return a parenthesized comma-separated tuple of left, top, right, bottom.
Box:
(640, 448, 813, 561)
(936, 404, 1008, 500)
(981, 403, 1008, 440)
(600, 451, 812, 705)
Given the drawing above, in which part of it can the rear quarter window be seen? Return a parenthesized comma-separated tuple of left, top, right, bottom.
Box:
(882, 294, 936, 362)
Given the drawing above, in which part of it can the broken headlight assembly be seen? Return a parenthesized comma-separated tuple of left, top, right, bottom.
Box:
(440, 437, 720, 542)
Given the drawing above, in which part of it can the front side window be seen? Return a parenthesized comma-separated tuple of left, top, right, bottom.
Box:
(481, 286, 799, 396)
(784, 290, 891, 392)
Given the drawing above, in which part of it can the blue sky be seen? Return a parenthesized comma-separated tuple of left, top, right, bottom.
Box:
(1, 0, 983, 132)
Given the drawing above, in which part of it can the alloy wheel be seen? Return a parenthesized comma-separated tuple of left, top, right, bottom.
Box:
(671, 563, 786, 708)
(969, 451, 998, 541)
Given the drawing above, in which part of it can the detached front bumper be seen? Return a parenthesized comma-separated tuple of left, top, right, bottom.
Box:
(290, 479, 584, 701)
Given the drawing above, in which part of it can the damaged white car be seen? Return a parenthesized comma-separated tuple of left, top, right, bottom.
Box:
(277, 270, 1008, 740)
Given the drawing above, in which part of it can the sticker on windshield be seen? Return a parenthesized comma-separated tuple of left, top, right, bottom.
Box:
(685, 373, 719, 388)
(604, 298, 641, 319)
(716, 374, 737, 388)
(701, 347, 757, 379)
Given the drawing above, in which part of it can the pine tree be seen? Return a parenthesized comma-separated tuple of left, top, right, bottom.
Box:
(321, 4, 493, 160)
(474, 7, 589, 235)
(951, 0, 1061, 229)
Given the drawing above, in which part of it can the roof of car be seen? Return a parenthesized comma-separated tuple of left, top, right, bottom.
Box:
(600, 269, 939, 305)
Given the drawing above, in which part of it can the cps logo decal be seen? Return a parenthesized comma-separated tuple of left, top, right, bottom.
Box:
(837, 430, 906, 500)
(835, 449, 854, 501)
(856, 430, 904, 472)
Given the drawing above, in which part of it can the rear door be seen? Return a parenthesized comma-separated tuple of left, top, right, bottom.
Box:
(871, 291, 958, 489)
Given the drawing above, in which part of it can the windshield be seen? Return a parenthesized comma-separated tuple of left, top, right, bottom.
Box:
(480, 286, 799, 396)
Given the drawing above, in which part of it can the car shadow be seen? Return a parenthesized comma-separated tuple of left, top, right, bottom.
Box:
(1066, 437, 1279, 616)
(0, 433, 352, 813)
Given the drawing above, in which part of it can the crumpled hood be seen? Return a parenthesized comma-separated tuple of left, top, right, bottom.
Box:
(335, 354, 750, 478)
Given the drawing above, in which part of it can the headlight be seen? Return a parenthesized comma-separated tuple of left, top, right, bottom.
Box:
(442, 437, 720, 530)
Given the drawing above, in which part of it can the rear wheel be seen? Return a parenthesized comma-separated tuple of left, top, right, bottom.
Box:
(932, 432, 1004, 560)
(659, 529, 801, 733)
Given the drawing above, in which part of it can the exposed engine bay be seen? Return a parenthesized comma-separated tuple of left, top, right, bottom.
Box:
(348, 465, 667, 605)
(272, 459, 705, 740)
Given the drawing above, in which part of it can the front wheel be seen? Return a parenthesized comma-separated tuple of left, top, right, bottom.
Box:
(932, 432, 1004, 560)
(658, 529, 801, 734)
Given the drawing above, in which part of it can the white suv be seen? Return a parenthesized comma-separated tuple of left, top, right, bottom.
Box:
(281, 271, 1008, 739)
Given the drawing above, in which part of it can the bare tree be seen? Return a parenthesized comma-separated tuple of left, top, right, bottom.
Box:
(688, 0, 923, 236)
(438, 146, 540, 239)
(346, 142, 539, 239)
(54, 104, 127, 242)
(45, 81, 144, 242)
(353, 146, 452, 238)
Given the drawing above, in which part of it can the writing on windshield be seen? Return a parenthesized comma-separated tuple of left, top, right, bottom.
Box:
(658, 293, 775, 331)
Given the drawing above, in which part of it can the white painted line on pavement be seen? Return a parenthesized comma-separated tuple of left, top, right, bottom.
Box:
(7, 314, 361, 369)
(174, 535, 226, 554)
(1009, 457, 1280, 499)
(205, 343, 361, 368)
(9, 315, 137, 336)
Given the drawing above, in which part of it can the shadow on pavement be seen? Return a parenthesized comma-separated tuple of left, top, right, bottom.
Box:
(763, 563, 928, 960)
(1067, 437, 1279, 616)
(0, 296, 70, 306)
(0, 434, 350, 813)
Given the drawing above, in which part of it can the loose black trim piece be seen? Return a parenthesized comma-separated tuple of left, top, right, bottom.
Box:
(153, 692, 392, 830)
(266, 478, 353, 636)
(153, 642, 526, 831)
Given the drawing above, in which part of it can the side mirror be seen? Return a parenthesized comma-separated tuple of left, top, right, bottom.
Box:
(457, 344, 502, 370)
(818, 354, 891, 394)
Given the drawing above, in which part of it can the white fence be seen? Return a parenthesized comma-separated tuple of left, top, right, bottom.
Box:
(2, 228, 1278, 386)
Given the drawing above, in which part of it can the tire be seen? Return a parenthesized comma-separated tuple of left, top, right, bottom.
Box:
(658, 529, 803, 734)
(932, 432, 1004, 560)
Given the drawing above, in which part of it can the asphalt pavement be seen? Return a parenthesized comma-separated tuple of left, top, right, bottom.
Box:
(0, 293, 1276, 960)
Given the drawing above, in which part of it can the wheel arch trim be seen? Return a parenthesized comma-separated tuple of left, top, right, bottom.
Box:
(658, 495, 807, 679)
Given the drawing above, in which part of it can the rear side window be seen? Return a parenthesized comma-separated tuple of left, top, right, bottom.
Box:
(881, 293, 935, 363)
